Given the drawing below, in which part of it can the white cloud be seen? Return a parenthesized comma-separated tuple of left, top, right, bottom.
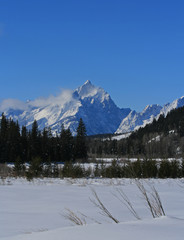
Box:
(0, 89, 75, 112)
(0, 99, 28, 112)
(29, 89, 74, 108)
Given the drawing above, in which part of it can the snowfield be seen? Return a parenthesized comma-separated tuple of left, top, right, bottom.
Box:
(1, 178, 184, 240)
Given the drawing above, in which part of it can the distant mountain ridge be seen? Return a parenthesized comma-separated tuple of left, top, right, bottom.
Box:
(116, 96, 184, 134)
(0, 80, 183, 135)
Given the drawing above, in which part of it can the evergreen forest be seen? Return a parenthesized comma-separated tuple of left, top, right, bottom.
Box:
(0, 106, 184, 179)
(88, 106, 184, 159)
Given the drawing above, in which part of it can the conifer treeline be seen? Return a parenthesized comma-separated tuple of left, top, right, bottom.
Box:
(1, 105, 184, 165)
(88, 106, 184, 158)
(0, 114, 87, 164)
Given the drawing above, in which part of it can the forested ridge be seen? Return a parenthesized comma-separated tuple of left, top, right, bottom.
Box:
(88, 106, 184, 159)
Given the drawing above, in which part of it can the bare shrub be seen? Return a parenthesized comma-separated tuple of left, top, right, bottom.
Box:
(135, 180, 165, 218)
(0, 164, 12, 178)
(63, 180, 166, 226)
(63, 208, 86, 225)
(0, 164, 12, 185)
(63, 207, 101, 226)
(90, 188, 119, 223)
(113, 188, 141, 220)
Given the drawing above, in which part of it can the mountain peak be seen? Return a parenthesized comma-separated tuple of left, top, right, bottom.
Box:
(84, 80, 92, 85)
(142, 104, 162, 114)
(75, 80, 98, 99)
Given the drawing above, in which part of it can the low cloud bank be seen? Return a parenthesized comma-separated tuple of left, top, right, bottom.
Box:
(0, 89, 74, 112)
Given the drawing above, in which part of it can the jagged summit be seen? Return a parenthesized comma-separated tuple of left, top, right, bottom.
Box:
(116, 97, 184, 134)
(75, 80, 98, 99)
(74, 80, 110, 104)
(142, 104, 161, 113)
(0, 81, 130, 135)
(0, 81, 183, 136)
(84, 79, 92, 85)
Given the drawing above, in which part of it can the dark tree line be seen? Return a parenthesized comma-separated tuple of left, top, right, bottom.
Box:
(1, 108, 184, 179)
(1, 106, 184, 165)
(0, 114, 87, 164)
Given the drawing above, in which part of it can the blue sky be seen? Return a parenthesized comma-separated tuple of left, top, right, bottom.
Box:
(0, 0, 184, 111)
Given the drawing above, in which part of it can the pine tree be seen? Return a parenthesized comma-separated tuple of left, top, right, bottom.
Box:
(60, 125, 74, 162)
(74, 118, 87, 162)
(29, 120, 41, 159)
(20, 126, 28, 162)
(14, 156, 25, 176)
(8, 120, 21, 162)
(28, 156, 43, 178)
(0, 113, 8, 162)
(41, 127, 50, 162)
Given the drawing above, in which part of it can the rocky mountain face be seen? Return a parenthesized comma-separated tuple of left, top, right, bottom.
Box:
(0, 80, 131, 135)
(0, 80, 184, 135)
(116, 96, 184, 134)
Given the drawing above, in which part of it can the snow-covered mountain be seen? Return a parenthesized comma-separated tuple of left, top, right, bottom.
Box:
(116, 96, 184, 134)
(0, 80, 131, 135)
(0, 80, 184, 135)
(160, 96, 184, 116)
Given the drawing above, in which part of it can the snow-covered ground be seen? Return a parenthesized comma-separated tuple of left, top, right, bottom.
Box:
(103, 132, 132, 141)
(1, 178, 184, 240)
